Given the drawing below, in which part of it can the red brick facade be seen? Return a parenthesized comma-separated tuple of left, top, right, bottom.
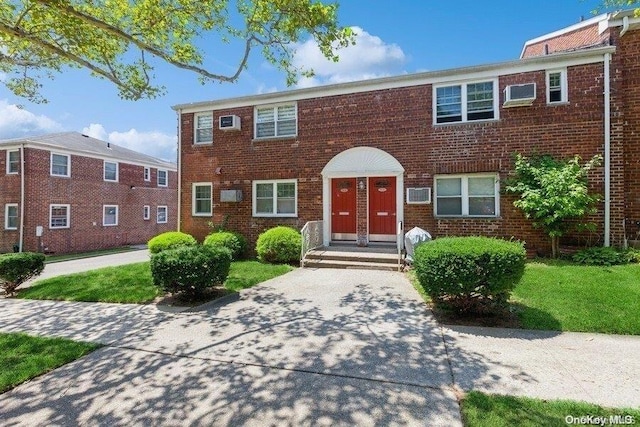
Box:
(176, 16, 640, 255)
(0, 137, 177, 254)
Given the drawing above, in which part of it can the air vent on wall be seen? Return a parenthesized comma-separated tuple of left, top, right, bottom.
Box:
(406, 187, 431, 204)
(220, 189, 242, 202)
(503, 83, 536, 107)
(219, 115, 241, 131)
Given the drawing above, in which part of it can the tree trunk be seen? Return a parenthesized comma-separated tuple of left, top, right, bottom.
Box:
(551, 235, 559, 259)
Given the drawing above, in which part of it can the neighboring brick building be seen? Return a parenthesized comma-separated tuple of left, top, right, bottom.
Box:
(0, 132, 177, 254)
(173, 11, 640, 255)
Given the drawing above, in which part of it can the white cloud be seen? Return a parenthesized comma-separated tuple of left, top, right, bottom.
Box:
(82, 123, 177, 162)
(0, 99, 64, 138)
(292, 26, 407, 87)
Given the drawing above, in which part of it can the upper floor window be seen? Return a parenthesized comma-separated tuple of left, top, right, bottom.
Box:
(50, 204, 70, 229)
(143, 205, 150, 220)
(192, 183, 212, 216)
(51, 153, 70, 177)
(434, 174, 499, 217)
(104, 161, 118, 182)
(255, 103, 297, 139)
(194, 112, 213, 144)
(253, 179, 297, 217)
(103, 205, 118, 226)
(7, 150, 19, 174)
(5, 204, 18, 230)
(144, 167, 151, 181)
(434, 80, 497, 124)
(157, 169, 168, 187)
(547, 69, 568, 104)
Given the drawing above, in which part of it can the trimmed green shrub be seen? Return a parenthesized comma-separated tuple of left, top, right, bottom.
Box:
(572, 247, 630, 266)
(0, 252, 45, 296)
(203, 231, 247, 260)
(147, 231, 197, 254)
(256, 226, 301, 264)
(414, 236, 526, 314)
(150, 245, 232, 300)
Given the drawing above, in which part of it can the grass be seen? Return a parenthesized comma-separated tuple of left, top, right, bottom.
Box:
(409, 260, 640, 335)
(461, 391, 640, 427)
(18, 260, 294, 304)
(225, 261, 294, 292)
(512, 260, 640, 335)
(0, 332, 99, 393)
(19, 262, 158, 303)
(45, 246, 137, 263)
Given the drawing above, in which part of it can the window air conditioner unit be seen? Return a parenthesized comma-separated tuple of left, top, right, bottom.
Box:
(219, 115, 241, 131)
(406, 187, 431, 204)
(220, 189, 242, 202)
(503, 83, 536, 107)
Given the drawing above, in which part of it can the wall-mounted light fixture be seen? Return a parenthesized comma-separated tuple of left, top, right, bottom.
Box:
(359, 180, 365, 190)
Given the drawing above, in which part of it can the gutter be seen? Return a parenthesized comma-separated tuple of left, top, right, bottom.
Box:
(604, 52, 611, 247)
(176, 109, 182, 232)
(620, 16, 630, 37)
(18, 143, 25, 252)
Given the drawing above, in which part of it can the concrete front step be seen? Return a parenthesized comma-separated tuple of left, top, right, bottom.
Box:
(305, 249, 397, 264)
(304, 259, 399, 271)
(303, 248, 401, 271)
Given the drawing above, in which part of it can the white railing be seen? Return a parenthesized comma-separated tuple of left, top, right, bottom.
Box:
(301, 220, 323, 267)
(397, 221, 404, 271)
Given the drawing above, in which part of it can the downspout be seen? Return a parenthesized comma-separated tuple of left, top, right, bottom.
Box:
(18, 143, 25, 252)
(620, 16, 630, 38)
(604, 52, 611, 247)
(176, 109, 182, 232)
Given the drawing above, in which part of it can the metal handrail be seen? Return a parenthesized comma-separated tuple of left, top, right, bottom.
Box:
(397, 220, 404, 271)
(300, 220, 323, 267)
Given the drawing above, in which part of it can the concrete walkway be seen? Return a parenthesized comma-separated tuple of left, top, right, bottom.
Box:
(1, 268, 639, 426)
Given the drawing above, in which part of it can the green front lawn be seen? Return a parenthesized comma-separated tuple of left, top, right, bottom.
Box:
(513, 261, 640, 335)
(461, 391, 640, 427)
(0, 332, 99, 393)
(18, 260, 293, 304)
(45, 246, 137, 263)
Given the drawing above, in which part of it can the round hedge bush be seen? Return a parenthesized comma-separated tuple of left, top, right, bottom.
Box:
(256, 226, 302, 264)
(0, 252, 45, 296)
(203, 231, 247, 260)
(147, 231, 197, 254)
(150, 245, 232, 300)
(414, 236, 526, 313)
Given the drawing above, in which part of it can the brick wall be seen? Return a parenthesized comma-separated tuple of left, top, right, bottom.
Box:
(179, 57, 620, 256)
(522, 23, 610, 57)
(0, 147, 177, 254)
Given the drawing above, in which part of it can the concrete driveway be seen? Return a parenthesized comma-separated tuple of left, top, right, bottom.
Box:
(1, 268, 639, 426)
(0, 269, 462, 426)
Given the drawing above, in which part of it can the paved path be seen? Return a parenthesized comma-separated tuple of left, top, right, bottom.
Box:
(1, 268, 639, 426)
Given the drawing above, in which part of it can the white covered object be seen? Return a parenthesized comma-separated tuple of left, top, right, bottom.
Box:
(404, 227, 432, 263)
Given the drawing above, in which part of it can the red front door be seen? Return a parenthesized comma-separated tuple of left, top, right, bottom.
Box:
(369, 176, 396, 241)
(331, 178, 357, 240)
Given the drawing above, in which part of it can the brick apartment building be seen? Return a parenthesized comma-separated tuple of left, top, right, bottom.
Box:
(0, 132, 177, 254)
(172, 11, 640, 255)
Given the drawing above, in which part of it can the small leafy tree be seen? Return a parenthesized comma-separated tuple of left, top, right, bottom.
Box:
(505, 153, 602, 258)
(0, 252, 45, 296)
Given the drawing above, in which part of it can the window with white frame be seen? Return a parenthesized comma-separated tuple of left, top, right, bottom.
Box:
(49, 204, 70, 229)
(144, 167, 151, 181)
(255, 103, 297, 139)
(157, 169, 168, 187)
(192, 183, 212, 216)
(434, 174, 499, 217)
(7, 150, 19, 174)
(103, 205, 118, 226)
(5, 204, 18, 230)
(143, 205, 150, 220)
(434, 80, 497, 124)
(253, 180, 297, 217)
(157, 206, 168, 223)
(104, 161, 118, 182)
(50, 153, 70, 177)
(194, 112, 213, 144)
(547, 69, 567, 104)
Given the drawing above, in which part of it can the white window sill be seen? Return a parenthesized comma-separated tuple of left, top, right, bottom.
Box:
(433, 118, 499, 127)
(192, 213, 212, 217)
(252, 214, 298, 218)
(252, 135, 298, 142)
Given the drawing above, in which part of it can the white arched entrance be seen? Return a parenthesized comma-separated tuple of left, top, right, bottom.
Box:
(321, 147, 405, 246)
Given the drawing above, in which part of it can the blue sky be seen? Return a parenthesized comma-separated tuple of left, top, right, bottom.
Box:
(0, 0, 613, 161)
